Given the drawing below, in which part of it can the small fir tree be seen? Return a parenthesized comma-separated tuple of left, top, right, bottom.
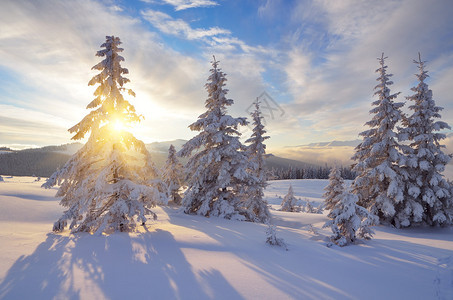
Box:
(323, 166, 345, 211)
(242, 99, 271, 223)
(265, 223, 287, 250)
(178, 57, 249, 220)
(323, 191, 378, 246)
(162, 144, 184, 205)
(43, 36, 166, 234)
(398, 54, 453, 226)
(351, 53, 406, 225)
(281, 184, 300, 212)
(315, 203, 324, 214)
(305, 199, 316, 213)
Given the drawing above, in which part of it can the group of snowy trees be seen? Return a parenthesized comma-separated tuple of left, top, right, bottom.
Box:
(178, 56, 270, 223)
(42, 36, 452, 245)
(352, 53, 452, 228)
(323, 166, 378, 246)
(43, 37, 271, 234)
(279, 184, 322, 213)
(323, 53, 452, 246)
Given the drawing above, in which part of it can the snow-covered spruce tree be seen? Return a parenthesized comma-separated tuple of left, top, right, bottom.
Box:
(43, 36, 166, 234)
(265, 223, 287, 250)
(305, 199, 316, 213)
(323, 190, 378, 246)
(315, 203, 324, 214)
(242, 99, 271, 223)
(398, 54, 452, 227)
(162, 144, 184, 205)
(323, 166, 344, 211)
(178, 57, 249, 220)
(351, 53, 406, 226)
(281, 184, 300, 212)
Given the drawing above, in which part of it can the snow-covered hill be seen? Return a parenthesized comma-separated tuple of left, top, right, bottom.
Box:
(0, 177, 452, 299)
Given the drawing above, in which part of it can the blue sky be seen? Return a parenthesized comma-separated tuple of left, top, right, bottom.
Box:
(1, 0, 453, 162)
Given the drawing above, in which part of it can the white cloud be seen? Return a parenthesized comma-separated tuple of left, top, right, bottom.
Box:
(2, 0, 451, 158)
(273, 144, 356, 166)
(0, 0, 276, 149)
(162, 0, 218, 11)
(0, 0, 213, 147)
(110, 5, 123, 12)
(281, 0, 453, 146)
(140, 7, 278, 137)
(141, 9, 230, 40)
(141, 0, 219, 11)
(258, 0, 284, 19)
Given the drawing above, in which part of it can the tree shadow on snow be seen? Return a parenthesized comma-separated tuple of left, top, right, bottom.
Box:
(237, 237, 453, 300)
(163, 209, 453, 299)
(0, 229, 242, 300)
(1, 193, 56, 201)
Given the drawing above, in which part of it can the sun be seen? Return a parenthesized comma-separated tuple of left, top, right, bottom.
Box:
(112, 119, 126, 132)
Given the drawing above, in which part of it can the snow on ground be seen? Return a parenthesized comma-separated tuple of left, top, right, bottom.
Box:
(0, 177, 452, 299)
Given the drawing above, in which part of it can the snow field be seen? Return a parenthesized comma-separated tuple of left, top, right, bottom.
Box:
(0, 177, 452, 299)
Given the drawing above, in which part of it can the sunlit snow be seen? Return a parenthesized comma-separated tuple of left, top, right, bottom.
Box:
(0, 177, 452, 299)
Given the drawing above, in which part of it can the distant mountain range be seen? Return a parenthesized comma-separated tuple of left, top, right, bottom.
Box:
(303, 140, 361, 148)
(0, 140, 318, 177)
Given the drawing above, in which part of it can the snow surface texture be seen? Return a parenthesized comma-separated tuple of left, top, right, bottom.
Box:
(1, 177, 453, 299)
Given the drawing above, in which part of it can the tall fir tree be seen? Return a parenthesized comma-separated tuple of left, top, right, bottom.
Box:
(323, 166, 345, 212)
(242, 99, 271, 223)
(351, 53, 406, 225)
(398, 54, 452, 226)
(178, 57, 249, 220)
(162, 144, 184, 205)
(43, 36, 166, 234)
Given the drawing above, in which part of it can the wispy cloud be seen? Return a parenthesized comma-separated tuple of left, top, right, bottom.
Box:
(281, 0, 453, 144)
(141, 0, 219, 11)
(139, 7, 276, 134)
(163, 0, 218, 11)
(258, 0, 284, 19)
(141, 9, 229, 40)
(1, 0, 452, 161)
(0, 0, 274, 149)
(0, 0, 211, 147)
